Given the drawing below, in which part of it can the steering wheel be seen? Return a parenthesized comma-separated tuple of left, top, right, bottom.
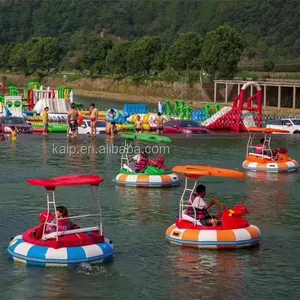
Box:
(215, 207, 223, 220)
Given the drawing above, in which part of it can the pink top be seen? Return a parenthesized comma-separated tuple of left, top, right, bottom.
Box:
(256, 144, 263, 154)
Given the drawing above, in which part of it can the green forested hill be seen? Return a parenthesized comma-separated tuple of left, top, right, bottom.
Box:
(0, 0, 299, 63)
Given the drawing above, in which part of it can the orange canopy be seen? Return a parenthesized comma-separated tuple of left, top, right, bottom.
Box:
(172, 165, 245, 179)
(247, 127, 290, 134)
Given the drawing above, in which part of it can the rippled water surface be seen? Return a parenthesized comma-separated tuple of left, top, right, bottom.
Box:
(1, 112, 300, 299)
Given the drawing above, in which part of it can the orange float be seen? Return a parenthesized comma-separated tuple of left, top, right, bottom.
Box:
(242, 127, 299, 173)
(165, 165, 261, 249)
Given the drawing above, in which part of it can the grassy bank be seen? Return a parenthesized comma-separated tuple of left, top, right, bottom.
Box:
(0, 72, 212, 109)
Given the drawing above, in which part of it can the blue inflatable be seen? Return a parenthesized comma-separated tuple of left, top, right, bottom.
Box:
(4, 107, 12, 117)
(106, 108, 120, 122)
(123, 104, 148, 117)
(191, 110, 207, 123)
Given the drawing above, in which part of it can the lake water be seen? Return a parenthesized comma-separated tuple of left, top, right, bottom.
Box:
(1, 97, 300, 299)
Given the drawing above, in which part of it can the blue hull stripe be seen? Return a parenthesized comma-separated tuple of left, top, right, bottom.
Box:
(97, 243, 113, 256)
(8, 238, 24, 252)
(27, 244, 49, 260)
(8, 249, 113, 265)
(165, 235, 261, 246)
(67, 246, 86, 260)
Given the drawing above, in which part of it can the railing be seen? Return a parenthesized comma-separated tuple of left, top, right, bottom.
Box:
(43, 226, 100, 240)
(246, 133, 273, 160)
(42, 214, 101, 241)
(181, 203, 200, 226)
(179, 177, 197, 222)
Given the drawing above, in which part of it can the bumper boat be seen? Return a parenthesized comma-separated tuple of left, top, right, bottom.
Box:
(242, 127, 299, 173)
(8, 175, 114, 266)
(165, 165, 261, 249)
(115, 133, 180, 187)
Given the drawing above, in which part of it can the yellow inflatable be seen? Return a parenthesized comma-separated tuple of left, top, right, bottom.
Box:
(126, 113, 152, 124)
(143, 124, 150, 131)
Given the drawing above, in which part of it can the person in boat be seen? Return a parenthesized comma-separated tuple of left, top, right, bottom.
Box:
(46, 206, 79, 233)
(186, 184, 221, 226)
(127, 149, 150, 173)
(149, 156, 168, 170)
(256, 138, 284, 158)
(256, 138, 272, 156)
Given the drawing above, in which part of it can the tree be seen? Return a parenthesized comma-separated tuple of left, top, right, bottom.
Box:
(167, 32, 203, 70)
(153, 50, 166, 72)
(9, 43, 27, 72)
(27, 37, 64, 72)
(200, 25, 244, 79)
(106, 42, 132, 74)
(127, 36, 162, 75)
(0, 44, 13, 71)
(82, 37, 113, 73)
(263, 60, 275, 73)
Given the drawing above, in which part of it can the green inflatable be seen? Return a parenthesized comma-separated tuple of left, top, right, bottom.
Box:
(32, 124, 68, 133)
(119, 165, 172, 176)
(121, 133, 171, 143)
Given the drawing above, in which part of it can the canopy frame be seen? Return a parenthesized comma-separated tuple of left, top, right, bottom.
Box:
(246, 131, 273, 160)
(172, 165, 244, 224)
(27, 175, 104, 240)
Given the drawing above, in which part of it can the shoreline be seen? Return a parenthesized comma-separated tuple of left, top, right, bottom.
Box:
(73, 88, 209, 108)
(74, 89, 300, 115)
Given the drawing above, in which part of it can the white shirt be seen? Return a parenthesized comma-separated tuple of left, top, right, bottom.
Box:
(191, 196, 207, 209)
(132, 154, 142, 162)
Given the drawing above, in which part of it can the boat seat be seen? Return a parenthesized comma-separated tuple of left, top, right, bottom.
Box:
(248, 153, 272, 160)
(43, 226, 100, 240)
(123, 163, 134, 172)
(182, 210, 203, 226)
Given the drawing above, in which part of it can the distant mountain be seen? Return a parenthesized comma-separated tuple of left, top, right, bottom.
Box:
(0, 0, 299, 61)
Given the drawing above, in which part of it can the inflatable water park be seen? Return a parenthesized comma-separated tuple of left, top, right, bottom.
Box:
(0, 80, 266, 134)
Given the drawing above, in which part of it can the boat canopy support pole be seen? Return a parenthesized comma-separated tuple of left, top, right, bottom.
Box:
(91, 185, 102, 235)
(42, 191, 57, 240)
(121, 139, 130, 168)
(179, 177, 197, 223)
(246, 133, 255, 157)
(264, 133, 273, 160)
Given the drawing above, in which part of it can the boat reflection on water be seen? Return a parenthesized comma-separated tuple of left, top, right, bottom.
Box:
(244, 171, 293, 221)
(116, 186, 177, 225)
(166, 248, 246, 299)
(245, 171, 296, 183)
(7, 267, 74, 299)
(39, 270, 74, 299)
